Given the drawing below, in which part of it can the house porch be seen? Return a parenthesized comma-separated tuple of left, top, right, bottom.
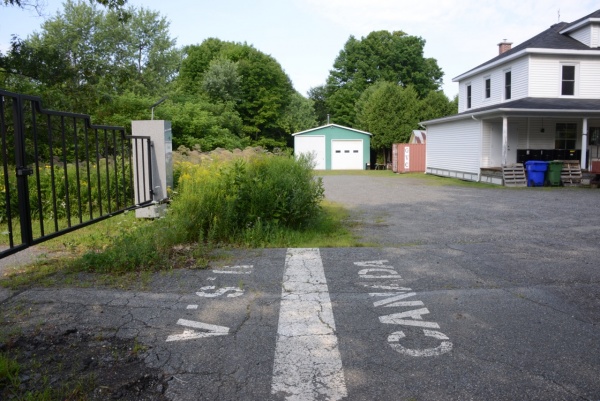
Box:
(480, 115, 600, 174)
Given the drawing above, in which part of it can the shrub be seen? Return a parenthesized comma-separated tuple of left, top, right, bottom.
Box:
(74, 153, 325, 271)
(170, 153, 324, 243)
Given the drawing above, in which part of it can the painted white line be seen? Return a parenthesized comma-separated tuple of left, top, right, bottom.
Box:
(166, 319, 229, 342)
(271, 248, 347, 401)
(186, 305, 198, 310)
(211, 265, 253, 274)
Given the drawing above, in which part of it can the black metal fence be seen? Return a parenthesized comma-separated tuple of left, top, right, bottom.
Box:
(1, 89, 153, 259)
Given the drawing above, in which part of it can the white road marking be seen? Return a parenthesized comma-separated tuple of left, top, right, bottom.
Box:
(211, 265, 253, 274)
(196, 286, 244, 298)
(357, 268, 402, 279)
(355, 260, 453, 357)
(166, 319, 229, 342)
(271, 248, 347, 401)
(186, 305, 198, 310)
(379, 308, 441, 328)
(388, 330, 453, 357)
(370, 292, 423, 307)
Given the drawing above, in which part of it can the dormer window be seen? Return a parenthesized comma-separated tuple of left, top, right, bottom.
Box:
(504, 70, 512, 100)
(561, 65, 576, 96)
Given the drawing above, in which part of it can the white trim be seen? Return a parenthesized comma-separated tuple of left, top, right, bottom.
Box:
(483, 76, 491, 100)
(503, 68, 512, 101)
(422, 108, 600, 125)
(559, 62, 579, 96)
(560, 18, 600, 34)
(453, 48, 600, 82)
(292, 123, 372, 137)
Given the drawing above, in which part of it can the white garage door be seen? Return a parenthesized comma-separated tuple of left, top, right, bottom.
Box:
(331, 140, 363, 170)
(295, 135, 326, 169)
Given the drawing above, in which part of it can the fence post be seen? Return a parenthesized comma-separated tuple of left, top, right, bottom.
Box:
(131, 120, 173, 218)
(11, 95, 34, 245)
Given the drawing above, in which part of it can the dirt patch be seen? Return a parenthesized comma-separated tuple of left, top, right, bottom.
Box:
(1, 325, 170, 400)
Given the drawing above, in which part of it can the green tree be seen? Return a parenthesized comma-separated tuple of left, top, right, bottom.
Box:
(420, 90, 458, 121)
(325, 30, 444, 127)
(279, 92, 318, 136)
(0, 1, 179, 112)
(178, 39, 294, 145)
(157, 95, 246, 151)
(307, 85, 328, 125)
(202, 57, 241, 103)
(2, 0, 130, 20)
(356, 83, 421, 162)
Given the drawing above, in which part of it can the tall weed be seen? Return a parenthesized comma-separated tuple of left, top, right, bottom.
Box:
(73, 153, 325, 272)
(170, 153, 324, 244)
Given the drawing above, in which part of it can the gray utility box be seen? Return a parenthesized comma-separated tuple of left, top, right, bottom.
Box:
(131, 120, 173, 218)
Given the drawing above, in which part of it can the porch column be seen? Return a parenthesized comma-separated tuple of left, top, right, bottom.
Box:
(502, 116, 508, 166)
(581, 118, 588, 170)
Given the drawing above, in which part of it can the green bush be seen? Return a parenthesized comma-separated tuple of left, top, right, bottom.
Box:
(75, 153, 325, 272)
(171, 153, 324, 243)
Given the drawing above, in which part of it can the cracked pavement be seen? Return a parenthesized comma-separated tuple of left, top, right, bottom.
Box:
(2, 175, 600, 400)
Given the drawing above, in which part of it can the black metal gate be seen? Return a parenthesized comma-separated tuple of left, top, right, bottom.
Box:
(1, 89, 154, 259)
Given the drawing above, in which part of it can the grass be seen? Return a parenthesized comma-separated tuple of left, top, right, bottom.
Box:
(0, 200, 359, 290)
(0, 352, 93, 401)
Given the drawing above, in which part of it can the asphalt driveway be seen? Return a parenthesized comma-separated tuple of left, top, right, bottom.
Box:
(1, 174, 599, 400)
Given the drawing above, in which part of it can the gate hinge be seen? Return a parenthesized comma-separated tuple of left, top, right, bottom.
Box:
(16, 166, 34, 176)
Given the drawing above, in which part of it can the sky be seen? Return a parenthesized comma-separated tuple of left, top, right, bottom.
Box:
(1, 0, 598, 99)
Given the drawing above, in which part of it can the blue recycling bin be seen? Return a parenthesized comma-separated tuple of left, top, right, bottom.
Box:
(525, 160, 548, 187)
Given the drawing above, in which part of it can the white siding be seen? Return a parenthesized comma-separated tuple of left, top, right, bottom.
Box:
(426, 118, 481, 174)
(295, 135, 326, 170)
(457, 56, 529, 112)
(481, 123, 492, 166)
(530, 55, 600, 98)
(529, 55, 561, 97)
(580, 58, 600, 97)
(593, 24, 600, 48)
(570, 26, 592, 47)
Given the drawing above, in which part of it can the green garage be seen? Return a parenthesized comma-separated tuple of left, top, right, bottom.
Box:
(293, 124, 372, 170)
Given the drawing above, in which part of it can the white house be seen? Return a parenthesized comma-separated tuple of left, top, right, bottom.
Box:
(422, 9, 600, 184)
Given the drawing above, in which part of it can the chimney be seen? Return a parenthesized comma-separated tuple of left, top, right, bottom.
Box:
(498, 39, 512, 55)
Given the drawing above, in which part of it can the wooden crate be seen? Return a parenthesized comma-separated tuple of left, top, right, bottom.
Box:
(560, 161, 582, 186)
(502, 164, 527, 187)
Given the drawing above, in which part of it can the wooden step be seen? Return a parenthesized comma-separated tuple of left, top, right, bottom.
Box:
(502, 164, 527, 187)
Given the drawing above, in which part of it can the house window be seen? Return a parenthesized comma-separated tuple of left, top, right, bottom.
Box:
(467, 85, 472, 108)
(485, 78, 491, 98)
(504, 71, 511, 100)
(555, 123, 577, 149)
(561, 65, 575, 96)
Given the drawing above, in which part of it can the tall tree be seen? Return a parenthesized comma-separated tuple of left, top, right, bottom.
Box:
(356, 83, 421, 162)
(179, 39, 294, 144)
(202, 57, 241, 103)
(307, 85, 328, 125)
(420, 90, 457, 121)
(324, 30, 444, 127)
(279, 92, 318, 136)
(2, 0, 130, 20)
(0, 1, 180, 111)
